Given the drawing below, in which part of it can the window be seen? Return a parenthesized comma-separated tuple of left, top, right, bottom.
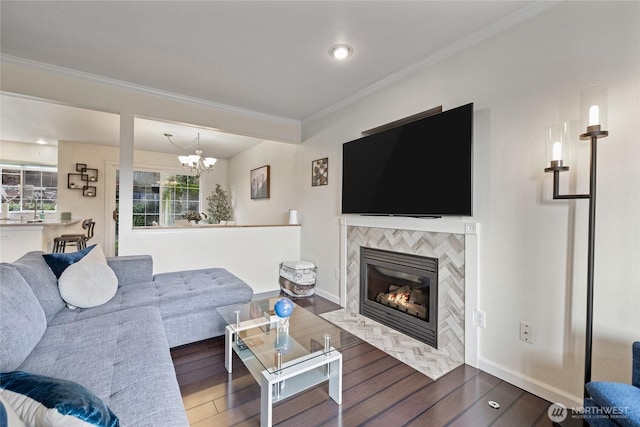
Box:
(1, 165, 58, 212)
(132, 171, 160, 226)
(161, 175, 201, 225)
(116, 170, 200, 228)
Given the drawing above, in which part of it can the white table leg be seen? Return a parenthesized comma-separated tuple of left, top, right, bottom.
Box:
(328, 353, 343, 405)
(261, 374, 273, 427)
(225, 325, 233, 373)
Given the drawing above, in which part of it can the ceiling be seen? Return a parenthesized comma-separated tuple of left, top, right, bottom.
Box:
(0, 1, 545, 157)
(0, 94, 270, 157)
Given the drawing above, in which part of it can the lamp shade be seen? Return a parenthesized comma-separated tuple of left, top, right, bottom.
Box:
(581, 85, 607, 131)
(203, 157, 217, 167)
(545, 123, 569, 168)
(187, 154, 200, 165)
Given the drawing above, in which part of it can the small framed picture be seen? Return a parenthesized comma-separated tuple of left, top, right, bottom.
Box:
(250, 165, 270, 199)
(312, 157, 328, 186)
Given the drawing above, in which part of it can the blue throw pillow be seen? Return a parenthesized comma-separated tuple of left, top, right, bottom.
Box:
(0, 371, 119, 427)
(42, 244, 97, 278)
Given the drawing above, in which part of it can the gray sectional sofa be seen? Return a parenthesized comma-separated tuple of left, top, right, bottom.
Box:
(0, 251, 254, 426)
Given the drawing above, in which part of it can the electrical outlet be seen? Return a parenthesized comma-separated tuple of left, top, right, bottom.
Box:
(473, 309, 486, 328)
(520, 322, 534, 343)
(334, 269, 339, 279)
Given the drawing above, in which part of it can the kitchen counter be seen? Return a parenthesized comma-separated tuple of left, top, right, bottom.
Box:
(0, 219, 80, 227)
(0, 219, 81, 262)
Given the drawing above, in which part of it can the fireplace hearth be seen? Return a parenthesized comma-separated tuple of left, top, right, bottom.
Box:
(360, 247, 438, 348)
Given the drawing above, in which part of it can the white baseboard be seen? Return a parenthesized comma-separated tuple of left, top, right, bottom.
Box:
(314, 288, 340, 305)
(478, 358, 583, 409)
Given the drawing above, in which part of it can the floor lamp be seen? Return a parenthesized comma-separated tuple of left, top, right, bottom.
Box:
(544, 86, 608, 396)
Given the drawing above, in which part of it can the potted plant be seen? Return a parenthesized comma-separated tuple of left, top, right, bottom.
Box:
(206, 184, 231, 224)
(183, 211, 206, 225)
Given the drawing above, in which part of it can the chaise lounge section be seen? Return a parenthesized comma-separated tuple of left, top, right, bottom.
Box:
(1, 250, 254, 426)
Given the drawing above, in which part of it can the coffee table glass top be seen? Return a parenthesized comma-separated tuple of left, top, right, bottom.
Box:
(218, 297, 360, 374)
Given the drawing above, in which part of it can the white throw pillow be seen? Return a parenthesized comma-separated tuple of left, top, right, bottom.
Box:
(58, 251, 117, 309)
(0, 393, 26, 427)
(81, 244, 108, 265)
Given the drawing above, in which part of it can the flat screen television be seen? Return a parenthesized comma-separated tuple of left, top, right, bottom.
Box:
(342, 103, 473, 217)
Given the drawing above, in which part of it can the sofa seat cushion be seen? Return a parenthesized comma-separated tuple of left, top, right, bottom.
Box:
(13, 251, 65, 323)
(49, 268, 253, 326)
(586, 382, 640, 426)
(0, 264, 48, 372)
(17, 307, 188, 427)
(152, 268, 254, 317)
(48, 282, 160, 326)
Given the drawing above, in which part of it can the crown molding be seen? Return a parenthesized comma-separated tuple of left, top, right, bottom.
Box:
(0, 54, 301, 129)
(302, 1, 561, 126)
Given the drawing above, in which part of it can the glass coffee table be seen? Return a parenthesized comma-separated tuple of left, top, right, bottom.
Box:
(217, 297, 359, 427)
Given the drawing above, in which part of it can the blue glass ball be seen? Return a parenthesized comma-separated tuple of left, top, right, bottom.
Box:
(274, 297, 294, 318)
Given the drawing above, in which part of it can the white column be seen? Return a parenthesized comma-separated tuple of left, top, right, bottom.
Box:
(117, 111, 134, 255)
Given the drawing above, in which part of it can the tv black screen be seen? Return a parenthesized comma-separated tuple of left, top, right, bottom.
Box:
(341, 103, 473, 217)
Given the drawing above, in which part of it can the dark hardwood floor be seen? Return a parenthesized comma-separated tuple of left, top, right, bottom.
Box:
(171, 296, 575, 426)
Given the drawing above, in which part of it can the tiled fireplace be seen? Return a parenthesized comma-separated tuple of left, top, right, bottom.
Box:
(346, 225, 465, 360)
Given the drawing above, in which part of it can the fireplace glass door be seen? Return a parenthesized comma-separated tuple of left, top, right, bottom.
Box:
(360, 247, 438, 348)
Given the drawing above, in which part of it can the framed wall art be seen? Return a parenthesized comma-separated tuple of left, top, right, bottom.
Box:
(312, 157, 328, 186)
(250, 165, 270, 199)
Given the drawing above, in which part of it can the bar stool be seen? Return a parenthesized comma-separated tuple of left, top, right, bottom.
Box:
(53, 218, 95, 253)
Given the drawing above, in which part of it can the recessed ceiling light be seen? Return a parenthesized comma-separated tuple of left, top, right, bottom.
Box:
(329, 44, 353, 60)
(36, 139, 47, 145)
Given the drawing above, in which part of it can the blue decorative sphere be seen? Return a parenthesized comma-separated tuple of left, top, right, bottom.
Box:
(274, 297, 294, 318)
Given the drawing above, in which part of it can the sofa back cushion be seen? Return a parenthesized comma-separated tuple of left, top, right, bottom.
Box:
(13, 251, 65, 322)
(0, 264, 47, 372)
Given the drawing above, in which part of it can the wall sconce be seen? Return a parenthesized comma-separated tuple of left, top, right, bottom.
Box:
(544, 85, 608, 397)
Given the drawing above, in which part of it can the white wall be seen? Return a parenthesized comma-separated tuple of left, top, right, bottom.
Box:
(298, 1, 640, 406)
(123, 225, 300, 294)
(0, 63, 300, 145)
(57, 141, 229, 253)
(228, 140, 299, 225)
(0, 140, 57, 165)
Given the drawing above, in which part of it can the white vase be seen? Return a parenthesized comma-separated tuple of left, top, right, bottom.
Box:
(1, 202, 8, 219)
(288, 209, 299, 225)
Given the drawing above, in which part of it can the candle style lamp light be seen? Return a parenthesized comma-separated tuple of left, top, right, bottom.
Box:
(545, 123, 569, 172)
(544, 85, 608, 397)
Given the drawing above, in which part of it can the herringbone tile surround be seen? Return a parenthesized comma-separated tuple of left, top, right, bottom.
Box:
(323, 226, 466, 380)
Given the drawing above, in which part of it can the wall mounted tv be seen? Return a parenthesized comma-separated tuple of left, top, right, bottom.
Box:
(341, 103, 473, 217)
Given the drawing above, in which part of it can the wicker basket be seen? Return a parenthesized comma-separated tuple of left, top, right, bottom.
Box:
(279, 276, 316, 297)
(279, 261, 316, 297)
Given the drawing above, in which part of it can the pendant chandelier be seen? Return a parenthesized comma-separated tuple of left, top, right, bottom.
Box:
(165, 132, 217, 177)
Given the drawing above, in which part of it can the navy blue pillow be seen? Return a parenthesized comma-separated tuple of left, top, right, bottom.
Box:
(42, 244, 96, 278)
(0, 371, 119, 427)
(0, 400, 7, 426)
